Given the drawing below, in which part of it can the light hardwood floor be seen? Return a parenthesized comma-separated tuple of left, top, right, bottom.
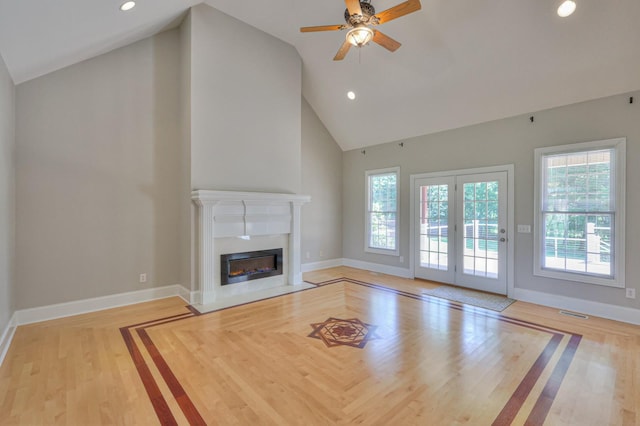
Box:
(1, 266, 638, 425)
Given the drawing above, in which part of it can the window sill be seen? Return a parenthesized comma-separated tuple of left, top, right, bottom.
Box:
(534, 267, 624, 288)
(365, 247, 400, 257)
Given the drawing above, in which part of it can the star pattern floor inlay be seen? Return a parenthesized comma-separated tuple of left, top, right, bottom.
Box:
(308, 317, 380, 348)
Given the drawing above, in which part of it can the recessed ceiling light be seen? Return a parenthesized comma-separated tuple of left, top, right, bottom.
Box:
(120, 1, 136, 11)
(557, 0, 576, 17)
(347, 91, 356, 100)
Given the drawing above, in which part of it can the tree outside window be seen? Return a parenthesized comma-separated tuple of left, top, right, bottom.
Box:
(366, 168, 399, 255)
(534, 138, 625, 288)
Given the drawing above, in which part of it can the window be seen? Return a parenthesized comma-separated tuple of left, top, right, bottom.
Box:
(534, 138, 625, 287)
(366, 167, 399, 255)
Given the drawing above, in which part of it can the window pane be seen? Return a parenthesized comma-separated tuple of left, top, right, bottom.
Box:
(545, 149, 613, 213)
(370, 173, 397, 212)
(542, 212, 613, 277)
(590, 194, 610, 212)
(475, 182, 487, 200)
(368, 169, 398, 252)
(464, 184, 474, 201)
(369, 212, 396, 250)
(464, 201, 474, 220)
(539, 145, 618, 281)
(487, 181, 498, 200)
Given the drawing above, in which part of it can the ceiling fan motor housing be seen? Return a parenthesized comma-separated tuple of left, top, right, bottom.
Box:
(344, 1, 376, 24)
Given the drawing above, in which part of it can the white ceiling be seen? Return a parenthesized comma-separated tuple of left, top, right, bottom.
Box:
(1, 0, 639, 150)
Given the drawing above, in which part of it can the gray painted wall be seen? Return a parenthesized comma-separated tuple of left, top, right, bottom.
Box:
(9, 6, 341, 310)
(15, 30, 184, 309)
(343, 91, 639, 309)
(0, 54, 15, 330)
(179, 15, 193, 292)
(189, 4, 302, 194)
(301, 98, 343, 264)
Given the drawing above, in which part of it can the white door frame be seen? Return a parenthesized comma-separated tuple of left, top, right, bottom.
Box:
(409, 164, 515, 297)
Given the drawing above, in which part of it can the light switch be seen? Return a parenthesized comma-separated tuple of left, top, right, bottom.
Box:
(517, 225, 531, 233)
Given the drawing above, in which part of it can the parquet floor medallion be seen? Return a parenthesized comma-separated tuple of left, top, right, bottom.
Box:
(308, 317, 379, 348)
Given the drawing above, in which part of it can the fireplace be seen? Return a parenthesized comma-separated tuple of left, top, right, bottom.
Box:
(192, 190, 310, 305)
(221, 248, 283, 285)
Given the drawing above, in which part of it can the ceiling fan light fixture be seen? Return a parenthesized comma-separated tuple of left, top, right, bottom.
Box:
(557, 0, 576, 17)
(300, 0, 421, 60)
(346, 26, 374, 47)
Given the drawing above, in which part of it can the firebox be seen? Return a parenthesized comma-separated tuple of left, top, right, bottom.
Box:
(220, 248, 283, 285)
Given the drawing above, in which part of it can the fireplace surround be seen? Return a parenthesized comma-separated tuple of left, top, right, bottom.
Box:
(192, 190, 311, 306)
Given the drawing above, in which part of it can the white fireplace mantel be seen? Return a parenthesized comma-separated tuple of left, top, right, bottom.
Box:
(192, 190, 311, 305)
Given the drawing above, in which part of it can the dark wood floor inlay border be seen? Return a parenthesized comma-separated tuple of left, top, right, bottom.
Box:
(525, 333, 583, 425)
(120, 278, 582, 426)
(120, 312, 204, 425)
(119, 326, 178, 426)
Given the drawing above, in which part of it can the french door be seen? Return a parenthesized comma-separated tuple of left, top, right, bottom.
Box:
(414, 171, 508, 294)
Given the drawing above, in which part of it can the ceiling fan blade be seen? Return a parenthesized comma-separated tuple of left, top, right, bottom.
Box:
(300, 24, 344, 33)
(334, 40, 352, 61)
(375, 0, 421, 25)
(373, 30, 401, 52)
(345, 0, 363, 17)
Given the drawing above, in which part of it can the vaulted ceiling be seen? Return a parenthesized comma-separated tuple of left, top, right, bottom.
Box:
(1, 0, 639, 150)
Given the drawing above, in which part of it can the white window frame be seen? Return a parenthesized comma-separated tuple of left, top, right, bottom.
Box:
(533, 138, 626, 288)
(365, 167, 400, 256)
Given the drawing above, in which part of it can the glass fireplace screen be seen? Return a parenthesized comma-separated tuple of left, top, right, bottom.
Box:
(220, 248, 283, 285)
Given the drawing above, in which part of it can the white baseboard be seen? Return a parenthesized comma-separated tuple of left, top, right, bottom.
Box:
(306, 258, 639, 326)
(342, 258, 413, 279)
(301, 258, 413, 278)
(0, 313, 17, 367)
(301, 258, 344, 272)
(178, 285, 195, 304)
(513, 288, 640, 325)
(301, 258, 413, 279)
(14, 284, 189, 326)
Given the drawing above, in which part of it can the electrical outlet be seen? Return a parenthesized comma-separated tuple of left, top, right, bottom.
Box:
(305, 251, 310, 260)
(319, 250, 324, 258)
(139, 273, 147, 283)
(399, 256, 404, 263)
(626, 288, 636, 299)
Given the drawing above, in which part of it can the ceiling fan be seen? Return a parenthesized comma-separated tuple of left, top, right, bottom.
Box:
(300, 0, 421, 61)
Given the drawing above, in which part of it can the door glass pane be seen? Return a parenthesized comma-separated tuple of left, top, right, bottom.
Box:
(487, 181, 499, 200)
(419, 184, 448, 270)
(462, 181, 499, 279)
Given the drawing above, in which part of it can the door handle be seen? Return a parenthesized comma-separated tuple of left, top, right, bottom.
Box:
(500, 237, 506, 242)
